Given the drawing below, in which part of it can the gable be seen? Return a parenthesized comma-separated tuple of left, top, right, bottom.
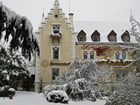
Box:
(91, 30, 100, 41)
(108, 30, 117, 42)
(77, 30, 86, 41)
(121, 30, 130, 42)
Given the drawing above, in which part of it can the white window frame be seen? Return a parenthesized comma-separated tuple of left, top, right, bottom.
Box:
(115, 51, 128, 60)
(83, 50, 95, 60)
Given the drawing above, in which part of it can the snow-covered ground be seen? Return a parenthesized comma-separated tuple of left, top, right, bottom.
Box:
(0, 91, 106, 105)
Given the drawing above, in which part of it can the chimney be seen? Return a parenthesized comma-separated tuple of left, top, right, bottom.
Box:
(69, 13, 74, 26)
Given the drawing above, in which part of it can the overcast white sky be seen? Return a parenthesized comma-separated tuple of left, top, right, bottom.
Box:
(2, 0, 140, 31)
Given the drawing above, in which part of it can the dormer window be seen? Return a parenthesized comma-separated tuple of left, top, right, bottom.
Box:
(77, 30, 86, 42)
(121, 30, 130, 42)
(91, 30, 100, 42)
(108, 30, 117, 42)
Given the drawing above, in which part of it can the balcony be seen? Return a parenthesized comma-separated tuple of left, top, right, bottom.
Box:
(50, 33, 61, 43)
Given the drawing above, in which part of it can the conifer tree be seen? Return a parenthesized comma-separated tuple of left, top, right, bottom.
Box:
(0, 2, 39, 60)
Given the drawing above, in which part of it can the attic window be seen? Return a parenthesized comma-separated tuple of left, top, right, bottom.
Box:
(108, 30, 117, 42)
(121, 31, 130, 42)
(77, 30, 86, 42)
(91, 30, 100, 42)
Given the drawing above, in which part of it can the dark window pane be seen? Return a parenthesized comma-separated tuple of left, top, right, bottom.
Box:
(90, 52, 94, 59)
(83, 52, 88, 59)
(116, 52, 120, 60)
(122, 52, 126, 60)
(53, 47, 59, 59)
(53, 25, 60, 34)
(110, 36, 116, 42)
(52, 68, 59, 80)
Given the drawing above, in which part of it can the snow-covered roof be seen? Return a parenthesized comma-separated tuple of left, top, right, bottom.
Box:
(74, 21, 136, 43)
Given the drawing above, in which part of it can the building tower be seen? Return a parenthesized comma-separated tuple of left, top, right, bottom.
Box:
(35, 0, 75, 92)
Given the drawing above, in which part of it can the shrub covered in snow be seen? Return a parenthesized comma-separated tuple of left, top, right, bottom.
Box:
(0, 86, 15, 97)
(106, 73, 140, 105)
(43, 59, 111, 102)
(64, 79, 88, 101)
(0, 85, 10, 97)
(62, 59, 106, 100)
(46, 90, 69, 103)
(43, 84, 63, 97)
(88, 93, 96, 102)
(8, 88, 16, 99)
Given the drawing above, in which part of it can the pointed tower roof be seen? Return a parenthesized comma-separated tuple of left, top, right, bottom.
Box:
(54, 0, 60, 7)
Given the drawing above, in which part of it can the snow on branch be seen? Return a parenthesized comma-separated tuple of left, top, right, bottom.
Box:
(114, 16, 140, 71)
(0, 3, 39, 60)
(130, 15, 140, 42)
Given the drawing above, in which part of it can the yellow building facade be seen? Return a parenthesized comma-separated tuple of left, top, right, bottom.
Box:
(35, 0, 137, 92)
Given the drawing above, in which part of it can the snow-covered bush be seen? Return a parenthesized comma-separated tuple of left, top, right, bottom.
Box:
(43, 84, 63, 97)
(46, 90, 69, 103)
(8, 88, 16, 99)
(106, 73, 140, 105)
(0, 86, 15, 98)
(88, 93, 96, 102)
(0, 85, 10, 97)
(63, 59, 107, 100)
(65, 79, 85, 101)
(44, 59, 111, 101)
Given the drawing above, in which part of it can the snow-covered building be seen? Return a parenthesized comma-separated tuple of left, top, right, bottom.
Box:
(35, 0, 138, 92)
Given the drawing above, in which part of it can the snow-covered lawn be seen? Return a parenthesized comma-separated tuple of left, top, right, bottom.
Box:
(0, 91, 106, 105)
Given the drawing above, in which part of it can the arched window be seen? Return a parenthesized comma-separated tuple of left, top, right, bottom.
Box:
(121, 30, 130, 42)
(108, 30, 117, 42)
(77, 30, 86, 42)
(91, 30, 100, 42)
